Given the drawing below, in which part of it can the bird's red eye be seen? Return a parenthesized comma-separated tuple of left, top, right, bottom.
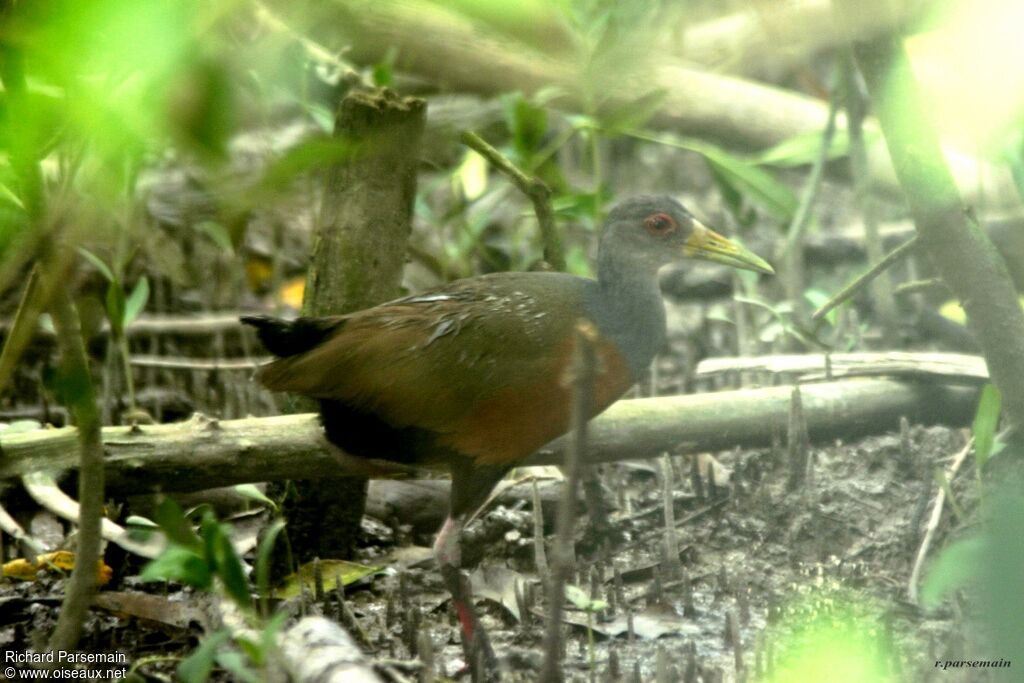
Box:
(644, 212, 676, 236)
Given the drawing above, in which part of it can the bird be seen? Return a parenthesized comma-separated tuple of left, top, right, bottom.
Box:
(242, 195, 773, 675)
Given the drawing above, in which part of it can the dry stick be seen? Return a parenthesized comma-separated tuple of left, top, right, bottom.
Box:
(907, 436, 973, 604)
(785, 385, 810, 492)
(47, 285, 106, 654)
(0, 267, 44, 393)
(811, 235, 918, 323)
(540, 322, 597, 683)
(660, 454, 681, 578)
(532, 479, 549, 574)
(894, 278, 947, 297)
(460, 130, 565, 271)
(129, 355, 269, 371)
(842, 51, 899, 345)
(781, 80, 840, 315)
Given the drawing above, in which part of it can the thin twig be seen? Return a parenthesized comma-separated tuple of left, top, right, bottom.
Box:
(532, 479, 549, 574)
(811, 235, 919, 323)
(460, 130, 565, 271)
(781, 79, 841, 313)
(540, 321, 596, 683)
(842, 50, 899, 344)
(129, 355, 269, 370)
(0, 312, 250, 338)
(893, 278, 947, 297)
(907, 436, 972, 604)
(0, 267, 44, 393)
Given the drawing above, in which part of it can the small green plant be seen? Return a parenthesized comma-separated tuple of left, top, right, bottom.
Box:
(564, 583, 609, 676)
(972, 383, 1003, 489)
(920, 385, 1024, 665)
(77, 248, 148, 418)
(140, 498, 287, 682)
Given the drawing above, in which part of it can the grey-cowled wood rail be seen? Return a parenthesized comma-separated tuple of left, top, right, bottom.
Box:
(242, 195, 773, 675)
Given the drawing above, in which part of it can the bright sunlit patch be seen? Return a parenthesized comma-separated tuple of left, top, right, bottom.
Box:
(907, 0, 1024, 152)
(764, 585, 895, 683)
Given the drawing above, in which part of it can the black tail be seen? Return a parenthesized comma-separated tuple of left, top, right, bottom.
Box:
(241, 315, 343, 358)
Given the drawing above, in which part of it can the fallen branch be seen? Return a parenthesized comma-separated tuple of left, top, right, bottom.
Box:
(907, 436, 972, 604)
(21, 472, 164, 559)
(697, 352, 989, 385)
(0, 379, 978, 495)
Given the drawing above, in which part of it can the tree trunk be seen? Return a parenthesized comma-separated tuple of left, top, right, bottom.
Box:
(268, 88, 426, 569)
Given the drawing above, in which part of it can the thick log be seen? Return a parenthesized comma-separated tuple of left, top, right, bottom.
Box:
(0, 379, 977, 495)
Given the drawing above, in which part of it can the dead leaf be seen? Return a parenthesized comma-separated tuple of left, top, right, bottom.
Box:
(278, 559, 384, 598)
(2, 550, 112, 586)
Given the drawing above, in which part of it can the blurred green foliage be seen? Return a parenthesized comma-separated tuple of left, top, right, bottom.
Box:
(764, 587, 896, 683)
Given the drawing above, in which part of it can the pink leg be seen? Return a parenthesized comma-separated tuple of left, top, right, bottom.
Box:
(434, 513, 498, 681)
(434, 514, 463, 569)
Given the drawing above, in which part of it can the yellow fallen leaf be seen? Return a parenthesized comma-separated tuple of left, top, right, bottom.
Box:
(3, 550, 112, 586)
(277, 559, 384, 599)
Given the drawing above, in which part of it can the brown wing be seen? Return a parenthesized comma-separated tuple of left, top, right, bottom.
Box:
(256, 272, 635, 465)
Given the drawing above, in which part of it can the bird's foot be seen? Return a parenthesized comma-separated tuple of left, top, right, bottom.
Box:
(441, 564, 500, 682)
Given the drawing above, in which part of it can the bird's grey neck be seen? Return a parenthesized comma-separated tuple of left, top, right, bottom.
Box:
(590, 255, 666, 380)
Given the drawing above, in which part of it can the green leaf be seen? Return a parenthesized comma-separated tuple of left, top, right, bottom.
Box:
(77, 247, 115, 282)
(124, 276, 149, 326)
(214, 651, 260, 683)
(920, 536, 985, 610)
(598, 89, 668, 134)
(372, 62, 393, 88)
(47, 363, 93, 411)
(625, 129, 797, 221)
(234, 484, 277, 511)
(703, 153, 796, 222)
(804, 288, 836, 325)
(0, 181, 25, 210)
(751, 129, 854, 167)
(564, 584, 609, 612)
(706, 160, 756, 228)
(216, 532, 252, 609)
(140, 546, 212, 589)
(501, 91, 548, 159)
(256, 518, 287, 605)
(973, 383, 1002, 470)
(105, 281, 126, 338)
(177, 629, 231, 683)
(200, 512, 251, 610)
(154, 498, 203, 551)
(196, 221, 234, 253)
